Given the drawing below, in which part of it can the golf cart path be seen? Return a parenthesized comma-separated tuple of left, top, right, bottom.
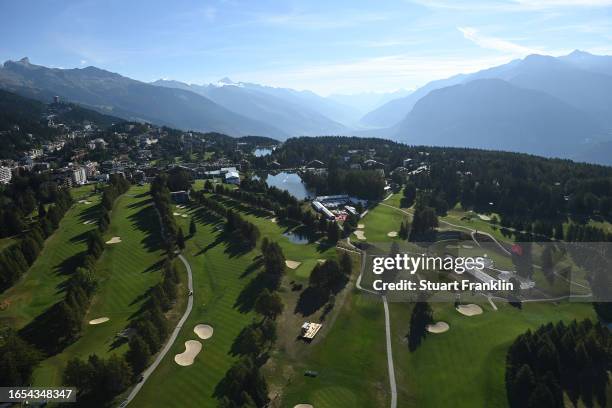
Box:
(122, 253, 193, 407)
(349, 246, 397, 408)
(379, 203, 511, 255)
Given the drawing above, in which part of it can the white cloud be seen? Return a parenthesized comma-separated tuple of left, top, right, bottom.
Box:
(79, 59, 87, 65)
(458, 26, 541, 55)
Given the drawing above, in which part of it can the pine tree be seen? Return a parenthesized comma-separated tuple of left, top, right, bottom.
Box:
(407, 301, 433, 351)
(126, 335, 152, 375)
(177, 227, 185, 250)
(189, 218, 196, 236)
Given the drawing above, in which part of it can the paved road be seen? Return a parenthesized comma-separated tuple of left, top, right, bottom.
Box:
(379, 203, 511, 255)
(346, 246, 397, 408)
(382, 295, 397, 408)
(121, 253, 193, 407)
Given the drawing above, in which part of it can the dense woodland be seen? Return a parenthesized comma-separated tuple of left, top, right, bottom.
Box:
(506, 320, 611, 408)
(0, 172, 73, 292)
(0, 89, 120, 158)
(0, 175, 130, 393)
(272, 137, 612, 227)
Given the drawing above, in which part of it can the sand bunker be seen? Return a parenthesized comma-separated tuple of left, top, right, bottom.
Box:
(106, 237, 122, 244)
(426, 321, 449, 333)
(173, 212, 180, 216)
(353, 230, 366, 240)
(294, 405, 314, 408)
(456, 304, 483, 316)
(461, 244, 473, 249)
(357, 224, 365, 229)
(88, 317, 109, 325)
(83, 220, 95, 225)
(478, 214, 492, 221)
(176, 205, 184, 209)
(285, 260, 302, 269)
(174, 340, 202, 366)
(317, 259, 326, 263)
(194, 324, 214, 340)
(181, 214, 188, 218)
(77, 199, 92, 204)
(387, 231, 398, 237)
(270, 217, 277, 223)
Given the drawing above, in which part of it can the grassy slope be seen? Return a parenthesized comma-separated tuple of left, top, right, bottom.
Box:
(361, 192, 598, 407)
(391, 301, 595, 407)
(131, 191, 342, 407)
(0, 185, 100, 328)
(32, 185, 166, 386)
(268, 281, 389, 408)
(360, 202, 407, 243)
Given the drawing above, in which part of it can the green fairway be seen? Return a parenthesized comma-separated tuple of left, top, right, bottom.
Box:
(130, 193, 338, 407)
(360, 201, 408, 242)
(32, 185, 167, 386)
(267, 286, 390, 408)
(390, 300, 596, 407)
(0, 185, 100, 329)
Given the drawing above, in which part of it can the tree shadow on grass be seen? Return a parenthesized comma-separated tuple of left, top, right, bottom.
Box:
(234, 272, 275, 314)
(134, 191, 150, 199)
(127, 205, 163, 253)
(19, 301, 79, 356)
(126, 197, 152, 209)
(294, 287, 329, 317)
(213, 195, 273, 219)
(222, 234, 253, 258)
(240, 257, 262, 278)
(69, 230, 94, 245)
(77, 202, 102, 223)
(54, 252, 86, 286)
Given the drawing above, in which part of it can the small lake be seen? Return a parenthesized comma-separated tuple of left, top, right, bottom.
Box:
(263, 172, 313, 200)
(282, 230, 310, 245)
(253, 147, 273, 157)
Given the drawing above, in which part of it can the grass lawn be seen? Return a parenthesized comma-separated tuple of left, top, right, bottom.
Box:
(130, 192, 339, 407)
(32, 185, 168, 387)
(0, 185, 100, 329)
(129, 204, 261, 407)
(0, 236, 16, 251)
(390, 300, 596, 407)
(265, 243, 390, 408)
(361, 201, 408, 243)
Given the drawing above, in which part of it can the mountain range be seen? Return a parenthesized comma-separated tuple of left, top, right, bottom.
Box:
(151, 78, 354, 136)
(0, 58, 287, 138)
(1, 51, 612, 164)
(360, 50, 612, 164)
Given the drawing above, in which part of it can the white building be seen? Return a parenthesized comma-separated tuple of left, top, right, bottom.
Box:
(28, 148, 43, 159)
(224, 170, 240, 185)
(0, 166, 12, 184)
(71, 166, 87, 185)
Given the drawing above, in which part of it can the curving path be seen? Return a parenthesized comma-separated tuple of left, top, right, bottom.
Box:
(343, 245, 397, 408)
(121, 253, 193, 407)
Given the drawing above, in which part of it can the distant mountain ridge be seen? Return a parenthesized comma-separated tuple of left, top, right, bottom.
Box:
(0, 58, 287, 138)
(362, 50, 612, 129)
(151, 78, 351, 136)
(394, 78, 605, 158)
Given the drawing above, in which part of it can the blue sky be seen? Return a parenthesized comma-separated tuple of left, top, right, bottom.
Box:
(1, 0, 611, 94)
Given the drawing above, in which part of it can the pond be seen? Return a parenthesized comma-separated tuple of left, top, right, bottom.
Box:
(253, 147, 273, 157)
(263, 172, 313, 200)
(282, 230, 310, 245)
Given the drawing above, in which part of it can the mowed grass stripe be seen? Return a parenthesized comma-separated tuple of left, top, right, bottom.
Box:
(130, 206, 260, 407)
(32, 186, 165, 387)
(0, 185, 100, 329)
